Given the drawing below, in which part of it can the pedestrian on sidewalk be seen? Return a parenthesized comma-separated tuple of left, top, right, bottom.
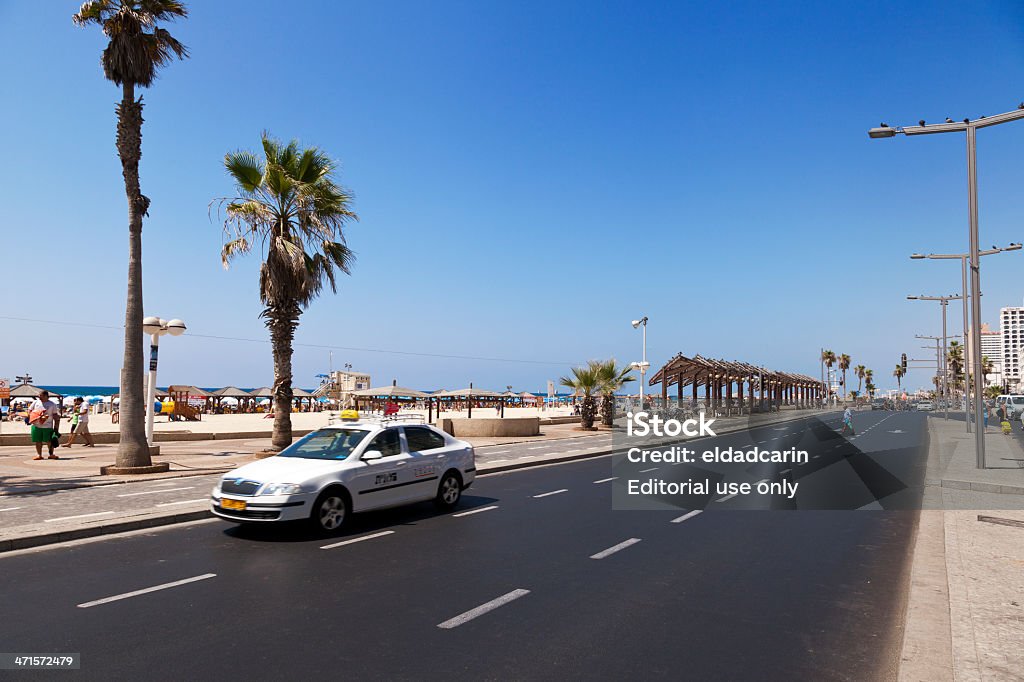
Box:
(63, 397, 95, 448)
(28, 390, 61, 460)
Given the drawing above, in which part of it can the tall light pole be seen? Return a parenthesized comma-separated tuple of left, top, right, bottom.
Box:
(631, 317, 649, 409)
(908, 295, 962, 421)
(870, 105, 1024, 468)
(910, 244, 1021, 433)
(142, 316, 186, 447)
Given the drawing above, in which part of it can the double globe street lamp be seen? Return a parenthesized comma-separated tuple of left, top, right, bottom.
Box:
(142, 316, 187, 447)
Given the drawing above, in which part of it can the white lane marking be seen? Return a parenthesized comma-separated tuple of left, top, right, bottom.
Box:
(671, 510, 702, 524)
(485, 449, 511, 454)
(590, 538, 642, 559)
(488, 459, 511, 464)
(593, 477, 618, 484)
(437, 589, 531, 629)
(78, 573, 216, 608)
(155, 498, 209, 507)
(320, 530, 395, 550)
(118, 486, 195, 497)
(0, 507, 23, 512)
(813, 455, 820, 459)
(779, 469, 791, 475)
(716, 493, 736, 503)
(533, 489, 568, 498)
(755, 478, 769, 486)
(452, 505, 499, 517)
(639, 467, 659, 473)
(527, 446, 547, 450)
(45, 511, 115, 523)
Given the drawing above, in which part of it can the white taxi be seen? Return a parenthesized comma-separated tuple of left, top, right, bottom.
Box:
(211, 416, 476, 532)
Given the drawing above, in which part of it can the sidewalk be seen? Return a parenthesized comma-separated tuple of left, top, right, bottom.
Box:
(0, 406, 829, 553)
(899, 416, 1024, 681)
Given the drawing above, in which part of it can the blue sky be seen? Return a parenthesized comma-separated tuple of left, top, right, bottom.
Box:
(1, 0, 1023, 393)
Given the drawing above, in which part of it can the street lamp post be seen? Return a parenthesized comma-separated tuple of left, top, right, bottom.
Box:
(631, 317, 649, 410)
(142, 316, 186, 447)
(870, 105, 1024, 468)
(910, 244, 1021, 433)
(908, 295, 963, 421)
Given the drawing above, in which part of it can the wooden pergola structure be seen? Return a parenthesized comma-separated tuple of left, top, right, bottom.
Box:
(648, 354, 824, 415)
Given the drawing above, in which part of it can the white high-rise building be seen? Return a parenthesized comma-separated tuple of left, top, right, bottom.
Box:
(966, 322, 1004, 387)
(1000, 308, 1024, 390)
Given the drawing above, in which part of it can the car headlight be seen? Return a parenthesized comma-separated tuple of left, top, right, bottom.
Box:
(213, 482, 222, 495)
(259, 483, 304, 496)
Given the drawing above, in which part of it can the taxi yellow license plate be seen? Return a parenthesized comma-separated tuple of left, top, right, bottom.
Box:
(221, 498, 246, 511)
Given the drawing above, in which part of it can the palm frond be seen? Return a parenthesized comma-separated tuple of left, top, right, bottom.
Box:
(224, 152, 264, 193)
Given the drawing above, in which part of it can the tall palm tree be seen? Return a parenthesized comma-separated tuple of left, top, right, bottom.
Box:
(822, 350, 836, 399)
(560, 363, 602, 429)
(854, 364, 867, 394)
(981, 355, 994, 387)
(864, 368, 874, 397)
(74, 1, 188, 469)
(947, 341, 965, 385)
(838, 354, 851, 399)
(217, 134, 358, 449)
(594, 359, 635, 427)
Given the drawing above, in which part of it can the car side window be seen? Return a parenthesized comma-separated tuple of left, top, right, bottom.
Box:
(404, 427, 446, 452)
(368, 428, 402, 457)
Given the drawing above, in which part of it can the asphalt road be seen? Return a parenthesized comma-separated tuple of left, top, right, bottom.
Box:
(0, 410, 927, 680)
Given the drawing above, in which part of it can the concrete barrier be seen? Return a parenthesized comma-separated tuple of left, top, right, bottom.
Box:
(447, 417, 540, 437)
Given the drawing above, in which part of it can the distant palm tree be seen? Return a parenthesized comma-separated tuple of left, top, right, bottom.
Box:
(594, 359, 635, 427)
(893, 364, 905, 392)
(217, 133, 358, 450)
(864, 368, 874, 397)
(560, 363, 602, 429)
(822, 350, 836, 399)
(74, 0, 189, 469)
(838, 354, 851, 399)
(985, 385, 1002, 401)
(981, 355, 995, 387)
(854, 364, 867, 394)
(947, 341, 965, 385)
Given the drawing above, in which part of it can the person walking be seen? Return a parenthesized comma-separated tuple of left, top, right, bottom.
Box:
(63, 397, 95, 448)
(28, 390, 61, 460)
(841, 405, 855, 436)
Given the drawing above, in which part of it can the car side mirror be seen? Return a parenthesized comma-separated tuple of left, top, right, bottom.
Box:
(362, 450, 383, 462)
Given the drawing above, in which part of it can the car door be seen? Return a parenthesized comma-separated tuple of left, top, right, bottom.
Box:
(402, 426, 449, 500)
(350, 427, 415, 510)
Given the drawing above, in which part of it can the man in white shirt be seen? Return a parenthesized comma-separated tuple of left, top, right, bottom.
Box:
(29, 390, 61, 460)
(64, 397, 95, 448)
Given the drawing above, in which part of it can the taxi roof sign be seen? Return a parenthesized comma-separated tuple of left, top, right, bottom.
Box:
(339, 409, 360, 422)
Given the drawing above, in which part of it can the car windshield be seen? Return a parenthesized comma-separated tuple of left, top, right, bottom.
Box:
(277, 428, 370, 460)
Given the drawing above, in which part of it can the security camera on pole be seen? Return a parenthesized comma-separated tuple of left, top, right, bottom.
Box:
(631, 317, 650, 410)
(142, 316, 187, 452)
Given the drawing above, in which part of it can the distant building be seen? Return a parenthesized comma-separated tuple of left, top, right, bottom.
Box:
(1000, 308, 1024, 390)
(330, 369, 371, 406)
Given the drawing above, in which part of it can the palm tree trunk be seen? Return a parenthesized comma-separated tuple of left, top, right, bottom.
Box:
(600, 393, 614, 427)
(266, 303, 299, 450)
(115, 81, 151, 468)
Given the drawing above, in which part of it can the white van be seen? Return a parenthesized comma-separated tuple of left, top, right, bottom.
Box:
(1005, 395, 1024, 418)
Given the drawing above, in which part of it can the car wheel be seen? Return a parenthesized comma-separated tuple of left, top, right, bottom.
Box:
(435, 471, 462, 510)
(311, 488, 349, 533)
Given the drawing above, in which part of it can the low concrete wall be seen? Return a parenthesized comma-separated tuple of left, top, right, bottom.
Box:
(447, 417, 540, 438)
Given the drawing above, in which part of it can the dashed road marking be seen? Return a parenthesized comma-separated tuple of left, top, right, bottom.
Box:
(118, 486, 195, 497)
(452, 505, 499, 517)
(533, 489, 568, 498)
(0, 507, 23, 512)
(639, 467, 659, 473)
(77, 573, 216, 608)
(716, 493, 737, 502)
(593, 477, 618, 484)
(321, 530, 395, 550)
(671, 510, 702, 523)
(156, 498, 210, 507)
(437, 589, 531, 629)
(590, 538, 642, 559)
(45, 511, 115, 523)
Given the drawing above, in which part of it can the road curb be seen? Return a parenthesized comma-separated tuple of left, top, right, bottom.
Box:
(0, 509, 211, 553)
(0, 468, 238, 497)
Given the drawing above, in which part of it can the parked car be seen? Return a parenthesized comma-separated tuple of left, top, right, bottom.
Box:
(211, 416, 476, 532)
(1004, 395, 1024, 418)
(916, 401, 933, 411)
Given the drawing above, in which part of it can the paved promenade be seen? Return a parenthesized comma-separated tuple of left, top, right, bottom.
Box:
(899, 414, 1024, 681)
